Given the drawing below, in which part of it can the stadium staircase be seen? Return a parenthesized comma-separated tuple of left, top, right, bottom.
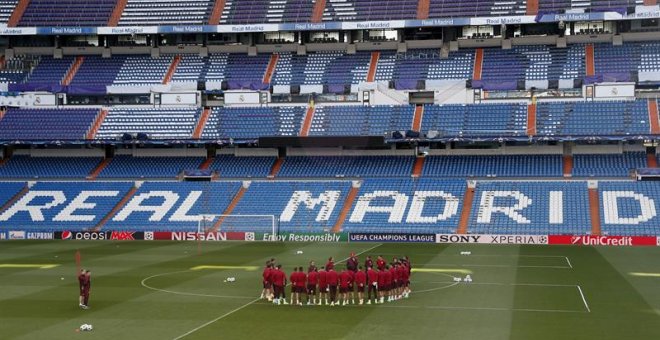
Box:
(212, 183, 248, 232)
(7, 0, 28, 27)
(332, 183, 361, 233)
(563, 156, 573, 177)
(412, 105, 424, 132)
(473, 48, 484, 80)
(366, 51, 380, 82)
(310, 0, 326, 23)
(108, 0, 128, 26)
(208, 0, 226, 25)
(585, 44, 595, 77)
(62, 56, 84, 86)
(87, 158, 112, 180)
(299, 105, 315, 137)
(648, 99, 660, 134)
(263, 53, 279, 85)
(588, 184, 601, 235)
(647, 149, 658, 168)
(199, 157, 214, 170)
(162, 55, 181, 85)
(416, 0, 430, 19)
(268, 157, 284, 178)
(456, 181, 476, 234)
(526, 0, 539, 15)
(0, 107, 5, 122)
(85, 109, 108, 140)
(412, 157, 425, 178)
(0, 55, 5, 69)
(643, 0, 657, 5)
(527, 103, 537, 136)
(192, 107, 211, 139)
(93, 185, 138, 231)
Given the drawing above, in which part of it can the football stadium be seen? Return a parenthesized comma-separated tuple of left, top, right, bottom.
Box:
(1, 0, 660, 338)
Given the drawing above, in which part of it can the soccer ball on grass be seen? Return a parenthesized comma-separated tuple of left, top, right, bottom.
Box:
(79, 324, 93, 331)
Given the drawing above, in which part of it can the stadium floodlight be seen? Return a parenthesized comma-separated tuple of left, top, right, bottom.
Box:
(197, 214, 279, 241)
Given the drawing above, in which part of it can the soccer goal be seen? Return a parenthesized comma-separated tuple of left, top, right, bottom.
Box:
(197, 214, 279, 241)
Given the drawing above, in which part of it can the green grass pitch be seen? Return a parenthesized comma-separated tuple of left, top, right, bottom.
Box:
(2, 240, 660, 339)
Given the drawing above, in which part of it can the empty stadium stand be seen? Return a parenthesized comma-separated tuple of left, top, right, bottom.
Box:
(422, 155, 563, 177)
(0, 108, 98, 141)
(0, 156, 101, 178)
(17, 0, 116, 27)
(573, 152, 646, 177)
(95, 107, 201, 140)
(118, 0, 214, 26)
(0, 0, 18, 24)
(278, 156, 415, 177)
(98, 156, 204, 178)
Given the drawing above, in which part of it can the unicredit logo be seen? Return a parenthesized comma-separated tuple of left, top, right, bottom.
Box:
(62, 231, 72, 240)
(571, 236, 632, 246)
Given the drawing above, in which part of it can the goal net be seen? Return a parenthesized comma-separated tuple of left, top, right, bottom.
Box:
(197, 214, 279, 241)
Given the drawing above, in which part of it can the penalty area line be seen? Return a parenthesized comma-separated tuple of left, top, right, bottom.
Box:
(0, 264, 59, 269)
(577, 285, 591, 313)
(171, 243, 383, 339)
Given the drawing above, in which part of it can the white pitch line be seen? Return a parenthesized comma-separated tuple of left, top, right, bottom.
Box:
(577, 285, 591, 313)
(380, 253, 570, 258)
(421, 264, 571, 269)
(172, 297, 261, 340)
(141, 271, 255, 300)
(171, 243, 383, 340)
(565, 257, 573, 269)
(417, 281, 580, 287)
(333, 304, 586, 314)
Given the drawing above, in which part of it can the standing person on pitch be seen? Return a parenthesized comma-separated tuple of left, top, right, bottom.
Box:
(401, 260, 411, 298)
(273, 265, 287, 305)
(308, 260, 317, 273)
(81, 270, 91, 309)
(326, 266, 339, 306)
(377, 266, 388, 304)
(364, 256, 374, 272)
(290, 267, 299, 305)
(366, 265, 379, 304)
(307, 267, 318, 305)
(295, 266, 306, 306)
(376, 255, 386, 271)
(384, 265, 393, 302)
(346, 252, 358, 272)
(261, 261, 272, 301)
(325, 257, 335, 271)
(355, 265, 367, 305)
(77, 269, 87, 309)
(347, 268, 356, 304)
(339, 266, 351, 306)
(389, 263, 398, 301)
(318, 266, 328, 305)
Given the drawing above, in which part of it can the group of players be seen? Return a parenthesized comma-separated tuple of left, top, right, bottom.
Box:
(260, 253, 412, 306)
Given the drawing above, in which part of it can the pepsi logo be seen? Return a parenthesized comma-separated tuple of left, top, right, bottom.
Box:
(62, 231, 72, 240)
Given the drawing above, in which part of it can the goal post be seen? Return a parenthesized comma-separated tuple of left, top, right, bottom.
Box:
(197, 214, 279, 241)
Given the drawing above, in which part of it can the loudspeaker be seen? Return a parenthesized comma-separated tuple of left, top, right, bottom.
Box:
(121, 133, 133, 142)
(221, 81, 229, 91)
(291, 85, 300, 95)
(574, 79, 583, 88)
(392, 131, 404, 139)
(416, 80, 425, 90)
(517, 80, 525, 90)
(389, 80, 395, 89)
(548, 80, 559, 89)
(197, 81, 206, 91)
(136, 132, 149, 141)
(344, 84, 351, 95)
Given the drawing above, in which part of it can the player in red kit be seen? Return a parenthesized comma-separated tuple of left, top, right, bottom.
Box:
(261, 261, 272, 301)
(366, 265, 379, 304)
(376, 255, 386, 271)
(318, 266, 328, 305)
(272, 265, 287, 305)
(401, 261, 411, 298)
(339, 267, 351, 306)
(325, 257, 335, 271)
(326, 267, 339, 306)
(354, 266, 367, 305)
(364, 256, 373, 272)
(77, 269, 87, 309)
(377, 266, 388, 304)
(306, 267, 318, 305)
(82, 270, 91, 308)
(295, 266, 306, 306)
(289, 267, 299, 305)
(389, 263, 398, 301)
